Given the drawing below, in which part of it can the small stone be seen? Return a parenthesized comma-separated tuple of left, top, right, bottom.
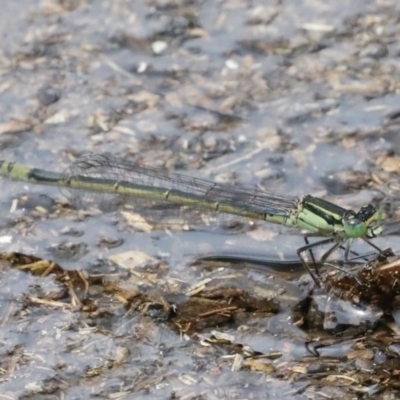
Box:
(360, 42, 388, 59)
(37, 86, 61, 106)
(225, 59, 239, 70)
(152, 40, 168, 55)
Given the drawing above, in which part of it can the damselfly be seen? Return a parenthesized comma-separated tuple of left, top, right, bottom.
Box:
(0, 154, 384, 286)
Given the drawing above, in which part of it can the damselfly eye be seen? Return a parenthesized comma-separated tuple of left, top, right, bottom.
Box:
(357, 204, 377, 222)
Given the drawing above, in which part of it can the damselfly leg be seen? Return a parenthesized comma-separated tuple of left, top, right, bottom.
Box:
(297, 234, 386, 286)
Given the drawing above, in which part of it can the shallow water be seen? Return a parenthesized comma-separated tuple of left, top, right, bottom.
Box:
(1, 0, 400, 398)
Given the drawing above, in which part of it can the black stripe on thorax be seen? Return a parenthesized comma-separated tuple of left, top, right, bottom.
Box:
(302, 195, 347, 227)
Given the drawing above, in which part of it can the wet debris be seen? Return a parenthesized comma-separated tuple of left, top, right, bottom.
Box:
(3, 246, 400, 395)
(48, 241, 89, 261)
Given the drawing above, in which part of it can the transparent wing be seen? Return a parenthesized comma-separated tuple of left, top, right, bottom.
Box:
(59, 154, 299, 228)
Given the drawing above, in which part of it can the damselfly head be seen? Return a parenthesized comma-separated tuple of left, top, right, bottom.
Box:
(342, 205, 383, 238)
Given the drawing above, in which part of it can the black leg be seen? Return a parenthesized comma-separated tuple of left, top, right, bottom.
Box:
(304, 234, 318, 266)
(341, 238, 385, 263)
(362, 238, 384, 253)
(320, 239, 345, 263)
(326, 238, 373, 263)
(296, 236, 383, 287)
(297, 237, 337, 287)
(342, 238, 373, 263)
(303, 235, 313, 261)
(323, 261, 363, 285)
(344, 239, 352, 261)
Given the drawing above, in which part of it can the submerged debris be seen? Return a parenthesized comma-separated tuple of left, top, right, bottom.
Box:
(2, 248, 400, 395)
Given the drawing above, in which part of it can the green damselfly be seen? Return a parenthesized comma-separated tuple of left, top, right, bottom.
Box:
(0, 154, 384, 286)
